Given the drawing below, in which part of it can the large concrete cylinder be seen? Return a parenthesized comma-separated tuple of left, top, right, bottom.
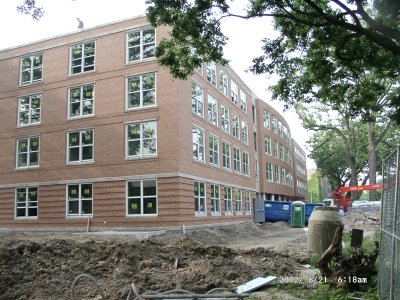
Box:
(307, 206, 342, 254)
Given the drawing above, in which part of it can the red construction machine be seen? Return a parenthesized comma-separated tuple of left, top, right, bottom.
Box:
(332, 184, 383, 211)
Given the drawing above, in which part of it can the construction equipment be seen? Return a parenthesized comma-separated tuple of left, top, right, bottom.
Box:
(332, 184, 382, 211)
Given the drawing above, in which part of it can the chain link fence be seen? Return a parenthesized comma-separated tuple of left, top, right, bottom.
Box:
(380, 146, 400, 299)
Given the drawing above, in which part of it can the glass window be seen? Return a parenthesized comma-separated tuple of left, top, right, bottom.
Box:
(16, 136, 39, 168)
(233, 148, 241, 174)
(274, 165, 280, 183)
(206, 62, 216, 86)
(219, 70, 228, 96)
(279, 143, 284, 160)
(68, 84, 94, 118)
(243, 152, 250, 176)
(263, 111, 270, 128)
(192, 126, 205, 162)
(273, 140, 278, 158)
(272, 116, 277, 133)
(232, 113, 240, 139)
(192, 82, 204, 117)
(211, 184, 220, 215)
(18, 94, 41, 127)
(126, 121, 157, 158)
(281, 168, 286, 185)
(196, 64, 203, 75)
(235, 189, 242, 214)
(224, 186, 232, 214)
(70, 41, 95, 74)
(230, 80, 238, 105)
(127, 180, 157, 215)
(244, 190, 251, 214)
(127, 28, 155, 62)
(67, 183, 93, 216)
(207, 94, 218, 126)
(209, 135, 219, 167)
(20, 54, 42, 85)
(266, 163, 273, 182)
(15, 187, 38, 218)
(221, 105, 230, 133)
(67, 130, 93, 163)
(278, 120, 283, 136)
(264, 137, 271, 155)
(194, 181, 206, 215)
(222, 142, 231, 171)
(240, 90, 247, 113)
(241, 121, 248, 144)
(255, 160, 259, 182)
(127, 73, 156, 109)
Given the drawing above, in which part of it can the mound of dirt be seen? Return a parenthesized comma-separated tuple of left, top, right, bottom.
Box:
(342, 209, 381, 235)
(0, 222, 310, 300)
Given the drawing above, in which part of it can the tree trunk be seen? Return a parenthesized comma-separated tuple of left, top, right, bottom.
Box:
(368, 122, 377, 201)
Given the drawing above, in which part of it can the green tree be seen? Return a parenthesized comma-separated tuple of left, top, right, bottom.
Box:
(307, 170, 322, 203)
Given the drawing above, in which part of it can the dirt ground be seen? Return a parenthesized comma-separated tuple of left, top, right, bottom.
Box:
(0, 209, 380, 300)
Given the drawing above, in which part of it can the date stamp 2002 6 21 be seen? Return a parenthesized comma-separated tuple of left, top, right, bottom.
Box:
(277, 276, 328, 285)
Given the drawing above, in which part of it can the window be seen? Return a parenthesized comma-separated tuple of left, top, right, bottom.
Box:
(192, 126, 205, 162)
(208, 94, 218, 126)
(232, 113, 240, 139)
(272, 116, 277, 133)
(68, 84, 94, 118)
(18, 94, 41, 126)
(20, 54, 42, 85)
(279, 143, 284, 160)
(221, 105, 230, 133)
(254, 132, 258, 152)
(274, 165, 280, 183)
(283, 125, 289, 142)
(127, 73, 156, 109)
(211, 184, 221, 215)
(126, 121, 157, 158)
(220, 70, 228, 96)
(273, 140, 278, 158)
(192, 82, 204, 117)
(224, 186, 232, 214)
(235, 189, 243, 214)
(127, 28, 155, 62)
(241, 121, 248, 144)
(67, 130, 93, 163)
(67, 183, 93, 216)
(263, 111, 270, 128)
(244, 190, 251, 214)
(233, 148, 241, 174)
(196, 64, 203, 75)
(194, 181, 206, 215)
(278, 121, 283, 136)
(255, 160, 259, 182)
(70, 41, 95, 74)
(287, 172, 293, 187)
(240, 90, 247, 113)
(206, 62, 216, 86)
(16, 136, 39, 168)
(15, 187, 38, 218)
(127, 180, 157, 215)
(264, 137, 272, 155)
(266, 163, 273, 182)
(222, 142, 231, 171)
(209, 135, 219, 166)
(230, 80, 238, 105)
(243, 152, 250, 176)
(280, 168, 286, 185)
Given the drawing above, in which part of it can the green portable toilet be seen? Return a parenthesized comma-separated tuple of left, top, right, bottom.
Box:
(291, 201, 305, 228)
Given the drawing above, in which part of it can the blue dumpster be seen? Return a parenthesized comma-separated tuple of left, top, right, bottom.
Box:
(264, 201, 291, 222)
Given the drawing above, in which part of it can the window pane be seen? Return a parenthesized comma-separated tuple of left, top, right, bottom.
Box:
(81, 200, 92, 214)
(144, 197, 157, 214)
(70, 102, 80, 117)
(19, 111, 29, 125)
(29, 152, 38, 166)
(128, 32, 140, 47)
(128, 181, 141, 197)
(33, 68, 42, 81)
(28, 207, 37, 217)
(16, 189, 26, 202)
(69, 148, 79, 162)
(129, 77, 140, 92)
(142, 29, 155, 43)
(82, 100, 93, 115)
(68, 200, 79, 214)
(18, 139, 28, 152)
(143, 139, 156, 155)
(143, 180, 156, 196)
(128, 124, 140, 139)
(69, 132, 80, 147)
(143, 44, 155, 59)
(82, 131, 93, 145)
(128, 93, 140, 108)
(17, 208, 26, 217)
(68, 185, 79, 199)
(82, 146, 93, 160)
(143, 123, 155, 138)
(129, 47, 140, 61)
(21, 71, 31, 84)
(128, 141, 140, 156)
(17, 154, 27, 167)
(81, 184, 92, 199)
(128, 198, 141, 214)
(71, 45, 82, 59)
(142, 74, 155, 90)
(30, 138, 39, 151)
(143, 90, 155, 106)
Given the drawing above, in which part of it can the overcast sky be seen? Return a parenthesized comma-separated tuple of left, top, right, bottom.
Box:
(1, 0, 315, 169)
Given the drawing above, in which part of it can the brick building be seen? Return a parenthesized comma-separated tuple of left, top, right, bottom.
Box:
(0, 16, 307, 231)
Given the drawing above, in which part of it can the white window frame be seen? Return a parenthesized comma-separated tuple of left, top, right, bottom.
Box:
(281, 168, 286, 185)
(17, 94, 41, 127)
(219, 70, 228, 96)
(222, 142, 231, 171)
(68, 83, 95, 119)
(263, 110, 270, 128)
(243, 152, 250, 176)
(126, 73, 156, 110)
(66, 183, 93, 217)
(240, 90, 247, 113)
(15, 187, 38, 219)
(209, 135, 219, 167)
(233, 147, 241, 174)
(241, 120, 248, 144)
(235, 189, 243, 215)
(211, 184, 221, 215)
(221, 105, 230, 133)
(273, 140, 278, 158)
(224, 186, 233, 215)
(265, 137, 272, 155)
(255, 160, 259, 182)
(20, 53, 43, 86)
(16, 136, 40, 169)
(192, 82, 204, 117)
(126, 121, 157, 159)
(232, 113, 240, 139)
(126, 179, 158, 216)
(279, 143, 284, 160)
(266, 163, 273, 182)
(67, 129, 94, 164)
(274, 165, 280, 183)
(206, 62, 216, 86)
(272, 116, 277, 133)
(230, 80, 238, 105)
(193, 126, 205, 162)
(126, 28, 156, 63)
(207, 94, 218, 126)
(69, 41, 95, 75)
(244, 190, 251, 215)
(194, 181, 206, 216)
